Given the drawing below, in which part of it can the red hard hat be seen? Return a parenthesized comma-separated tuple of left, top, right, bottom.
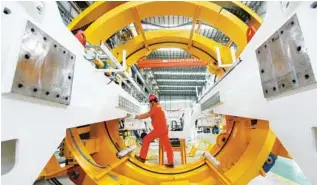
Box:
(148, 94, 158, 102)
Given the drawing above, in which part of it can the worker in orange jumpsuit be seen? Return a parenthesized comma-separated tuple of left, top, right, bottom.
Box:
(135, 94, 174, 167)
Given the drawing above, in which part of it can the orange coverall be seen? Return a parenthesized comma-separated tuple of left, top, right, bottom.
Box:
(139, 103, 174, 164)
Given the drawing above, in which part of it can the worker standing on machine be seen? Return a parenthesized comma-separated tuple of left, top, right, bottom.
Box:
(134, 94, 174, 168)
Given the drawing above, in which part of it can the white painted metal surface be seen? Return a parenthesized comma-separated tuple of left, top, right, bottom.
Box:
(1, 1, 317, 185)
(1, 2, 140, 184)
(196, 2, 317, 184)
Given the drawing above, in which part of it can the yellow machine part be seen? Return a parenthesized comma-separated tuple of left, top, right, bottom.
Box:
(93, 58, 105, 69)
(36, 115, 291, 185)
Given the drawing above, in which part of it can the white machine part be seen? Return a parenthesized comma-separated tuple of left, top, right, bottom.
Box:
(116, 145, 137, 159)
(203, 152, 220, 167)
(1, 1, 140, 184)
(194, 1, 317, 184)
(1, 1, 317, 185)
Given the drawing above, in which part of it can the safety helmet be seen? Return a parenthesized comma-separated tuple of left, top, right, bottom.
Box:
(148, 94, 158, 102)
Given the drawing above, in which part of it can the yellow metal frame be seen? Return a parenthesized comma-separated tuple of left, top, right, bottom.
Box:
(57, 116, 282, 185)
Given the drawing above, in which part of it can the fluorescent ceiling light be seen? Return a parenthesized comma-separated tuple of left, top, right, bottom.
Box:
(159, 85, 198, 88)
(153, 71, 206, 75)
(156, 48, 185, 52)
(159, 90, 196, 92)
(156, 79, 205, 82)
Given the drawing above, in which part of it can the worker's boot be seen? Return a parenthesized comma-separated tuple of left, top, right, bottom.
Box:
(135, 155, 146, 163)
(164, 163, 174, 168)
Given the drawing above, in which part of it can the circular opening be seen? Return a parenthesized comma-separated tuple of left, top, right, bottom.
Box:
(54, 44, 57, 48)
(257, 50, 260, 54)
(18, 84, 23, 88)
(65, 97, 69, 101)
(272, 38, 275, 42)
(261, 69, 264, 74)
(265, 90, 268, 94)
(68, 76, 72, 80)
(292, 79, 296, 84)
(291, 21, 294, 26)
(71, 56, 74, 60)
(33, 88, 38, 92)
(3, 7, 11, 15)
(43, 37, 47, 41)
(267, 157, 273, 164)
(273, 87, 276, 91)
(297, 46, 301, 52)
(280, 30, 284, 35)
(305, 74, 309, 79)
(282, 84, 285, 88)
(24, 54, 30, 60)
(63, 51, 66, 54)
(46, 92, 50, 95)
(221, 137, 226, 142)
(31, 28, 35, 32)
(264, 45, 267, 48)
(56, 94, 60, 98)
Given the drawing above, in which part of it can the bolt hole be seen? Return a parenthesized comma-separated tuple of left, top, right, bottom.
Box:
(54, 44, 57, 48)
(33, 88, 38, 92)
(18, 84, 23, 88)
(257, 50, 260, 54)
(65, 97, 68, 101)
(3, 7, 11, 15)
(264, 45, 267, 48)
(213, 62, 217, 65)
(63, 51, 66, 54)
(222, 138, 226, 142)
(292, 79, 296, 84)
(272, 38, 275, 42)
(282, 84, 285, 88)
(24, 54, 30, 60)
(273, 87, 276, 91)
(291, 21, 294, 26)
(305, 74, 310, 79)
(297, 46, 302, 52)
(56, 94, 60, 98)
(31, 28, 35, 32)
(71, 56, 74, 60)
(280, 30, 284, 34)
(265, 90, 268, 94)
(68, 76, 72, 80)
(43, 37, 47, 41)
(261, 69, 265, 74)
(46, 92, 50, 95)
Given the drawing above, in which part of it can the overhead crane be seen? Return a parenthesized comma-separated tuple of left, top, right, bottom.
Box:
(1, 1, 317, 185)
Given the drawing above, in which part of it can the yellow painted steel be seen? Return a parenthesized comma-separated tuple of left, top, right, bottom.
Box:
(93, 58, 105, 69)
(213, 1, 263, 30)
(110, 30, 231, 74)
(59, 115, 279, 185)
(68, 1, 262, 33)
(84, 2, 248, 52)
(68, 1, 126, 31)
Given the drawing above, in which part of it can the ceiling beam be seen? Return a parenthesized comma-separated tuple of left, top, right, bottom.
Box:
(137, 59, 205, 69)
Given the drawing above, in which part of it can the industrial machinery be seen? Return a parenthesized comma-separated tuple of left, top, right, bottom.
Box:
(1, 1, 317, 185)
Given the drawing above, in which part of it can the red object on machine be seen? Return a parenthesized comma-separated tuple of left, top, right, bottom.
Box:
(75, 30, 86, 46)
(246, 26, 256, 43)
